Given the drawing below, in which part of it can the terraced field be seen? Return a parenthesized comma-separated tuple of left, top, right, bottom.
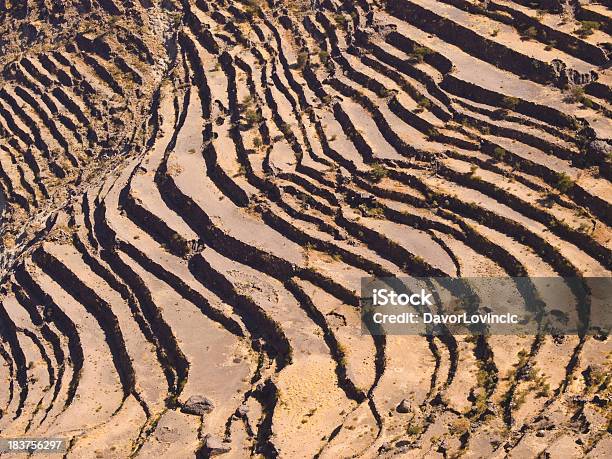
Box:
(0, 0, 610, 457)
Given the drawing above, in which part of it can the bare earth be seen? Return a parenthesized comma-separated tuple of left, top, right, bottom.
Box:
(0, 0, 610, 458)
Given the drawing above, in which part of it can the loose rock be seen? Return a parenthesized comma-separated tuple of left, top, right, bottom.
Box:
(203, 435, 231, 456)
(396, 399, 411, 413)
(181, 395, 214, 416)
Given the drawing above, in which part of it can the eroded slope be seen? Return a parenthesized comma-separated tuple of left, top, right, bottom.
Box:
(0, 0, 610, 458)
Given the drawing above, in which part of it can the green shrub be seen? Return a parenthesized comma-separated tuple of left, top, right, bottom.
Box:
(359, 203, 385, 218)
(492, 146, 506, 160)
(417, 97, 431, 109)
(296, 51, 309, 70)
(449, 418, 471, 435)
(334, 13, 348, 29)
(244, 109, 262, 127)
(279, 122, 292, 136)
(522, 26, 538, 40)
(318, 50, 329, 65)
(236, 165, 247, 176)
(555, 172, 574, 193)
(410, 46, 433, 63)
(426, 128, 439, 139)
(368, 163, 388, 182)
(581, 97, 594, 108)
(407, 421, 423, 435)
(241, 95, 253, 108)
(575, 21, 600, 38)
(501, 96, 520, 110)
(564, 85, 585, 103)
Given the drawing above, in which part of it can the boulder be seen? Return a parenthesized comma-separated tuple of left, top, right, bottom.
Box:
(182, 395, 214, 416)
(396, 399, 411, 413)
(237, 403, 249, 417)
(203, 435, 231, 456)
(347, 191, 375, 206)
(588, 140, 611, 158)
(551, 59, 597, 86)
(541, 0, 563, 13)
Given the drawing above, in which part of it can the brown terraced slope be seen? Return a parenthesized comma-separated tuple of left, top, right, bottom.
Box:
(0, 0, 611, 457)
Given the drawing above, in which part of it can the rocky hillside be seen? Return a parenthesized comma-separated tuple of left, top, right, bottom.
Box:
(0, 0, 610, 457)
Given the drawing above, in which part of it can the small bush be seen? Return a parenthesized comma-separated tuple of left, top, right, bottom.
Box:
(548, 40, 557, 48)
(426, 128, 439, 139)
(555, 172, 574, 193)
(318, 50, 329, 65)
(235, 165, 247, 177)
(410, 46, 433, 63)
(243, 0, 261, 19)
(241, 95, 253, 108)
(334, 13, 348, 29)
(474, 390, 488, 414)
(244, 109, 262, 127)
(492, 146, 506, 160)
(359, 203, 385, 218)
(522, 26, 538, 40)
(564, 85, 585, 103)
(535, 381, 551, 398)
(407, 421, 423, 435)
(417, 97, 431, 109)
(279, 122, 292, 136)
(577, 222, 590, 233)
(296, 51, 309, 70)
(512, 388, 528, 409)
(501, 96, 520, 110)
(581, 98, 594, 108)
(575, 21, 600, 38)
(449, 418, 471, 435)
(369, 163, 388, 182)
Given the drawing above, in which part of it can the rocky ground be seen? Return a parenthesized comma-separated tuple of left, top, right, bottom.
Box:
(0, 0, 610, 458)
